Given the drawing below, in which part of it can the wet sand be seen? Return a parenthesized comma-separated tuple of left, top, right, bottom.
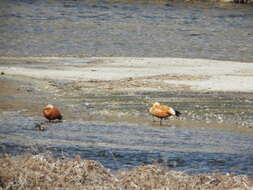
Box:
(0, 56, 253, 130)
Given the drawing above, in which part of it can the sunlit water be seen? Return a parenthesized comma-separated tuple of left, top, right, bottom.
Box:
(0, 112, 252, 175)
(0, 0, 253, 61)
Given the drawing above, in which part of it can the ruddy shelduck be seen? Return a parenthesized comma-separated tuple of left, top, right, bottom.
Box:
(149, 102, 181, 125)
(43, 104, 62, 122)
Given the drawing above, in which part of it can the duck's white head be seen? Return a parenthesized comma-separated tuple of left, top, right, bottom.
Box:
(45, 104, 54, 109)
(153, 102, 160, 106)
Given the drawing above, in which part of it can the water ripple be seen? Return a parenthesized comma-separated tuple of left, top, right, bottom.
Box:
(0, 114, 252, 174)
(0, 0, 253, 61)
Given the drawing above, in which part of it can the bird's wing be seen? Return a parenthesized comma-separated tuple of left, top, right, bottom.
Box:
(151, 107, 169, 118)
(160, 105, 175, 115)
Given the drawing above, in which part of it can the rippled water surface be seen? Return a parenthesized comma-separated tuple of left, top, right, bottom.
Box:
(0, 112, 253, 175)
(1, 0, 253, 61)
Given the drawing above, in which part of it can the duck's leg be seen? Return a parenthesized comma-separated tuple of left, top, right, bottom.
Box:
(160, 118, 163, 126)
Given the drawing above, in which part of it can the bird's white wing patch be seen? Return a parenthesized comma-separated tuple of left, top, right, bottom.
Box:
(169, 107, 176, 115)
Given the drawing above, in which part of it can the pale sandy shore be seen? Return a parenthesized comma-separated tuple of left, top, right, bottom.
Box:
(0, 56, 253, 92)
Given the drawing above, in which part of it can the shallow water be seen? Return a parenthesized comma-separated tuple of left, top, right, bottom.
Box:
(0, 112, 252, 175)
(1, 0, 253, 61)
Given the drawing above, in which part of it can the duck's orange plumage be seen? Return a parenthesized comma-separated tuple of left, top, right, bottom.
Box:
(149, 102, 181, 125)
(43, 104, 62, 122)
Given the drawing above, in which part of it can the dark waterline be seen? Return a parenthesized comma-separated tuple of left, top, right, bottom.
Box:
(0, 0, 253, 61)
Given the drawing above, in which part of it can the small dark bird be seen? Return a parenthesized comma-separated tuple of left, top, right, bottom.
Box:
(35, 123, 46, 131)
(43, 104, 62, 122)
(149, 102, 181, 125)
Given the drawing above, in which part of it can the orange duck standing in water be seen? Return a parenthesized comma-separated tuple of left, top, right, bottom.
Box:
(43, 104, 62, 122)
(149, 102, 181, 125)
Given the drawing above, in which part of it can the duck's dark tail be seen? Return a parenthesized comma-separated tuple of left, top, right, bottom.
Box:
(58, 114, 63, 120)
(175, 110, 181, 117)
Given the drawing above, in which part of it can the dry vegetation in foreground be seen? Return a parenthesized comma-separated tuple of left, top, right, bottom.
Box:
(0, 154, 252, 190)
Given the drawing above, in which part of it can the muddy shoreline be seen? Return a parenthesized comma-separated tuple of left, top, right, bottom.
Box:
(0, 56, 253, 131)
